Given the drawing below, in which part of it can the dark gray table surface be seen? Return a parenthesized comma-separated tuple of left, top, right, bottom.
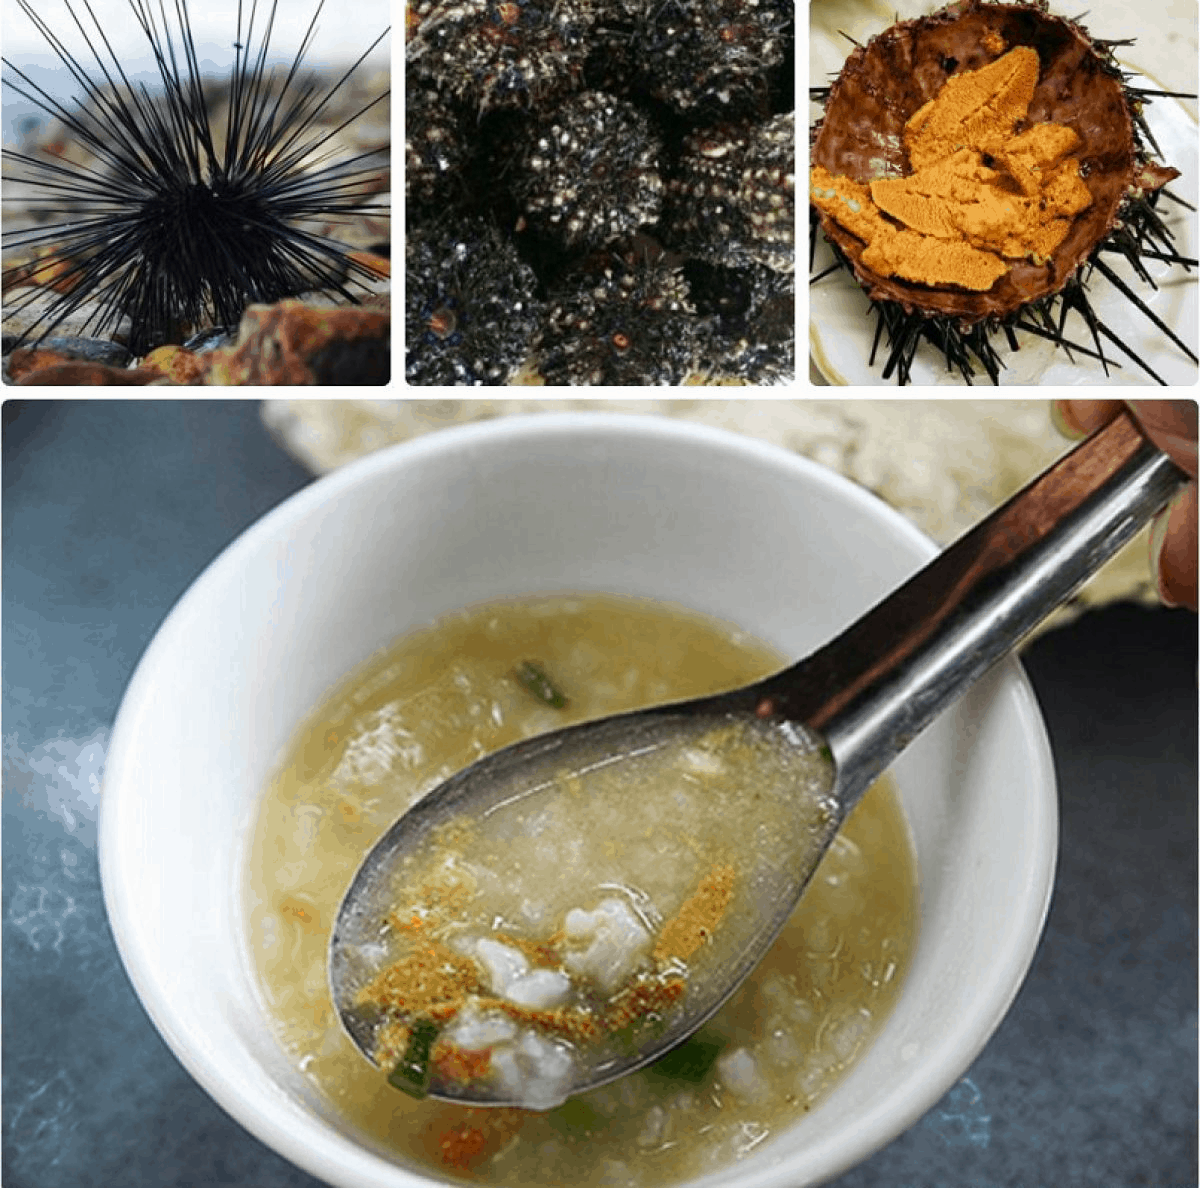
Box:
(3, 400, 1196, 1188)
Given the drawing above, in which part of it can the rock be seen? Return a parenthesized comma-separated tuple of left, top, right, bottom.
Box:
(204, 300, 390, 385)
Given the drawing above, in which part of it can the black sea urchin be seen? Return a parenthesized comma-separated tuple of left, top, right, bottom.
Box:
(738, 112, 794, 271)
(809, 0, 1197, 386)
(510, 91, 663, 250)
(536, 253, 703, 384)
(405, 0, 796, 385)
(406, 76, 469, 210)
(2, 0, 390, 357)
(666, 113, 794, 273)
(408, 0, 594, 115)
(686, 258, 794, 381)
(638, 0, 789, 119)
(406, 215, 542, 384)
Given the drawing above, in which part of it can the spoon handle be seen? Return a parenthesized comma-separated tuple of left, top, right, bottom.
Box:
(756, 410, 1188, 810)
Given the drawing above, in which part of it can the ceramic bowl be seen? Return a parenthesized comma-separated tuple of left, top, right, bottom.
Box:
(100, 412, 1057, 1187)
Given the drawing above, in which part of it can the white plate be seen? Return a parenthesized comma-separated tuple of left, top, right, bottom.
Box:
(809, 1, 1199, 386)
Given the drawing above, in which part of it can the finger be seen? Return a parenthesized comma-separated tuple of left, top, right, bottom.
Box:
(1149, 483, 1198, 610)
(1051, 399, 1124, 439)
(1128, 400, 1199, 479)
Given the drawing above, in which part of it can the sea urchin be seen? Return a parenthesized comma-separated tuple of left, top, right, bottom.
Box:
(809, 0, 1197, 385)
(2, 0, 390, 356)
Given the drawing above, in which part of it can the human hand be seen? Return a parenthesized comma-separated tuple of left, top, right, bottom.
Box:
(1053, 400, 1197, 610)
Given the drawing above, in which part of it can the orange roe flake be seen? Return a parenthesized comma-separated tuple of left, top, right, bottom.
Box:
(489, 997, 603, 1042)
(438, 1122, 490, 1171)
(494, 931, 565, 969)
(434, 1043, 493, 1084)
(905, 47, 1039, 171)
(390, 910, 426, 933)
(607, 975, 687, 1032)
(422, 1107, 527, 1173)
(653, 864, 736, 963)
(280, 897, 321, 932)
(357, 941, 481, 1016)
(373, 1018, 411, 1068)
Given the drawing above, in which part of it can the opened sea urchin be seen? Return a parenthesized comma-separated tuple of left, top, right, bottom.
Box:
(810, 0, 1197, 385)
(3, 0, 390, 356)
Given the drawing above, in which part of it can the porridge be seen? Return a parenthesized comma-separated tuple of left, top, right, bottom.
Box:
(246, 594, 918, 1183)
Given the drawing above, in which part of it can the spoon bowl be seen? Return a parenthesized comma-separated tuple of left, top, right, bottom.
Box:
(331, 707, 839, 1104)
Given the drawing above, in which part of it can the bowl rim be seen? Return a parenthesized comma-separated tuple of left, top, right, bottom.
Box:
(99, 410, 1058, 1188)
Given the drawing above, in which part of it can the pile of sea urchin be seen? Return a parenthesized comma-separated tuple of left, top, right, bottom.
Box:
(406, 0, 796, 385)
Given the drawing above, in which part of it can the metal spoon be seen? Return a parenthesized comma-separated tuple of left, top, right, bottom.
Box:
(330, 410, 1186, 1106)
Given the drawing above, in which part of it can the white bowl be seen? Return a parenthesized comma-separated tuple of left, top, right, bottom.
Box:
(100, 412, 1057, 1188)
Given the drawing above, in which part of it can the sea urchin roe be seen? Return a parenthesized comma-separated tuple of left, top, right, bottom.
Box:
(810, 46, 1094, 290)
(810, 166, 1009, 291)
(903, 46, 1039, 170)
(652, 864, 735, 964)
(348, 716, 836, 1109)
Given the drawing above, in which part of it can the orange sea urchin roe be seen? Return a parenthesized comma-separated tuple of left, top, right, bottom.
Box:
(810, 166, 1010, 291)
(811, 45, 1094, 289)
(904, 46, 1040, 171)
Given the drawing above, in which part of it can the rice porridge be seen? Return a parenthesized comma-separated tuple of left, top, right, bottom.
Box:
(246, 593, 918, 1183)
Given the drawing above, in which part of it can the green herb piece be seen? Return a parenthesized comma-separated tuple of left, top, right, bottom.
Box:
(643, 1028, 727, 1084)
(388, 1018, 440, 1099)
(548, 1098, 607, 1138)
(514, 660, 568, 708)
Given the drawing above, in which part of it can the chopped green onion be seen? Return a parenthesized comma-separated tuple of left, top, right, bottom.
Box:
(388, 1018, 440, 1099)
(644, 1028, 727, 1084)
(548, 1098, 607, 1138)
(514, 660, 568, 708)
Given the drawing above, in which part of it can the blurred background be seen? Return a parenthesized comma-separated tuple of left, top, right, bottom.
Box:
(1, 0, 390, 147)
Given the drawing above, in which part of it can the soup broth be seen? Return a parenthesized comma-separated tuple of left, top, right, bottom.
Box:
(246, 594, 918, 1184)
